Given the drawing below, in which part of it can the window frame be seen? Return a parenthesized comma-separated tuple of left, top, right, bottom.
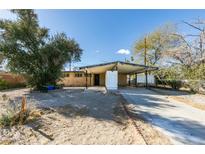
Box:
(75, 73, 83, 77)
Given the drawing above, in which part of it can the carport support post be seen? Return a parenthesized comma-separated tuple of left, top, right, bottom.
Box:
(85, 69, 88, 89)
(145, 70, 148, 88)
(128, 74, 131, 86)
(90, 74, 92, 86)
(135, 73, 137, 87)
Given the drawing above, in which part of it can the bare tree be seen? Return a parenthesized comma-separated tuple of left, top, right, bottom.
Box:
(183, 20, 205, 60)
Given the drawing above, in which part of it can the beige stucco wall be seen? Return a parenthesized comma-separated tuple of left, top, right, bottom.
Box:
(60, 72, 127, 87)
(60, 72, 93, 87)
(118, 73, 127, 86)
(61, 72, 105, 87)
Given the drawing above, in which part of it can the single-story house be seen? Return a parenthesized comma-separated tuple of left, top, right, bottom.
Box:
(60, 61, 158, 90)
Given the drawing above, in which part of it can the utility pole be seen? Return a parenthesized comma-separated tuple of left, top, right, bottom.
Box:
(69, 61, 72, 71)
(144, 38, 147, 66)
(144, 37, 148, 88)
(200, 31, 204, 58)
(183, 20, 205, 59)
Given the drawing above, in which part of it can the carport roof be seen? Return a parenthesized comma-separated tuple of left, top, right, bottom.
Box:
(79, 61, 158, 74)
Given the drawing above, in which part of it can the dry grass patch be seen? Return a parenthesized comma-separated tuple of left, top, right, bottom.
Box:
(169, 96, 205, 111)
(150, 88, 205, 111)
(0, 96, 42, 128)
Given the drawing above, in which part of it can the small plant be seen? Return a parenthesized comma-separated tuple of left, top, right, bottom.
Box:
(0, 78, 8, 90)
(0, 96, 41, 127)
(0, 112, 14, 127)
(0, 111, 31, 127)
(2, 94, 8, 101)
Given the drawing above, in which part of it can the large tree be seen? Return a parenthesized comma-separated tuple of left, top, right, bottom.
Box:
(158, 20, 205, 80)
(133, 21, 205, 81)
(0, 10, 82, 89)
(133, 23, 180, 66)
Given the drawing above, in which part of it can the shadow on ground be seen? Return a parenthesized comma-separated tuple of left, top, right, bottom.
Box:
(11, 88, 128, 125)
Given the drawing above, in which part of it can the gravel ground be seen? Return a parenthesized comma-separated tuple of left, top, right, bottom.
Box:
(0, 88, 170, 145)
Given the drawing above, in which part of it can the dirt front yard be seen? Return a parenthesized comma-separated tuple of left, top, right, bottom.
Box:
(0, 88, 170, 144)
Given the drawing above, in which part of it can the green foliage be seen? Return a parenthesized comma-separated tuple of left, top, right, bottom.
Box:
(156, 79, 182, 90)
(0, 10, 82, 89)
(0, 98, 42, 127)
(0, 78, 8, 90)
(155, 63, 205, 81)
(0, 52, 4, 64)
(154, 65, 182, 80)
(181, 64, 205, 80)
(0, 112, 14, 127)
(155, 64, 205, 92)
(0, 101, 20, 127)
(0, 109, 31, 127)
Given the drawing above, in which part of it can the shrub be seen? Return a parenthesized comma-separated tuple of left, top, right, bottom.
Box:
(184, 80, 205, 94)
(0, 110, 30, 127)
(157, 79, 182, 90)
(0, 78, 9, 90)
(0, 113, 13, 127)
(169, 80, 182, 90)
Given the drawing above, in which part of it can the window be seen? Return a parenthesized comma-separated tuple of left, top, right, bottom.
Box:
(84, 73, 92, 77)
(62, 73, 69, 77)
(75, 73, 83, 77)
(66, 73, 70, 77)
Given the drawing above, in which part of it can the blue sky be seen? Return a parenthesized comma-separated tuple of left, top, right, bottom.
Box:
(1, 9, 205, 70)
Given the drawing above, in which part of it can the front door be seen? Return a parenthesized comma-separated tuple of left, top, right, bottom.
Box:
(94, 74, 100, 86)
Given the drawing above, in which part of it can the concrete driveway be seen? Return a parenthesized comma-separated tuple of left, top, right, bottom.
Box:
(119, 87, 205, 144)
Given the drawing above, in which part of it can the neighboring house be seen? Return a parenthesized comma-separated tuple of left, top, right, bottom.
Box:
(61, 61, 158, 90)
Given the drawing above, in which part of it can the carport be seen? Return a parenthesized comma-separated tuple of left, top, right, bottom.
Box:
(79, 61, 158, 90)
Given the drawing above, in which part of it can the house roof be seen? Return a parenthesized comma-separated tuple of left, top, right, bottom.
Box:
(79, 61, 158, 74)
